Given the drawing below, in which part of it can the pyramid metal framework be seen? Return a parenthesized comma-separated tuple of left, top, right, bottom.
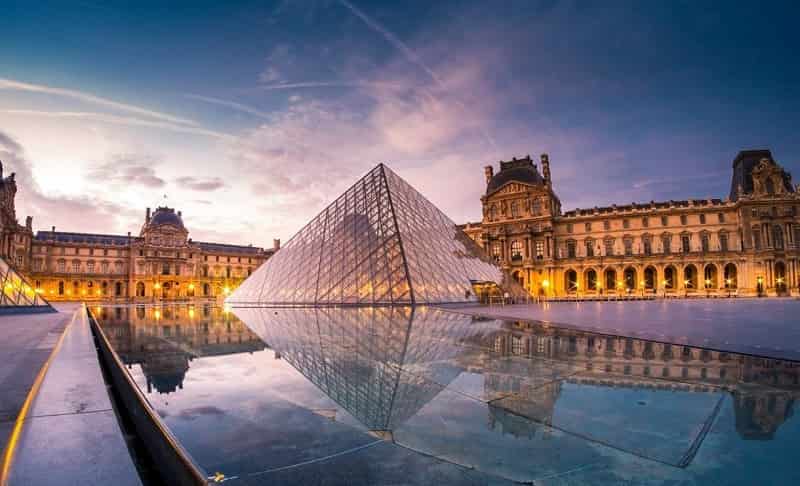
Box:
(228, 164, 504, 306)
(0, 256, 51, 308)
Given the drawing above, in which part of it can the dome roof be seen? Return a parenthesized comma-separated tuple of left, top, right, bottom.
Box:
(486, 157, 544, 194)
(148, 207, 185, 230)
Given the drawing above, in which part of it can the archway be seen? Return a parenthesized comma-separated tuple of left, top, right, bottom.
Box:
(115, 281, 123, 297)
(703, 264, 718, 289)
(623, 267, 637, 292)
(723, 263, 737, 288)
(683, 265, 698, 290)
(664, 266, 676, 290)
(644, 266, 656, 291)
(136, 281, 145, 297)
(565, 269, 578, 293)
(585, 269, 598, 291)
(775, 261, 787, 294)
(203, 283, 211, 297)
(604, 268, 617, 292)
(512, 270, 524, 288)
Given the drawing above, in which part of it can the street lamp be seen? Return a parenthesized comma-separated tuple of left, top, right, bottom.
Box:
(639, 279, 645, 297)
(541, 279, 550, 302)
(757, 276, 764, 297)
(725, 278, 732, 297)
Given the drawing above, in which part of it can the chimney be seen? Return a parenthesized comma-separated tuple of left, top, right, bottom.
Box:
(177, 210, 182, 217)
(273, 239, 281, 251)
(146, 207, 151, 222)
(541, 153, 551, 185)
(25, 216, 32, 230)
(51, 225, 55, 233)
(484, 165, 494, 185)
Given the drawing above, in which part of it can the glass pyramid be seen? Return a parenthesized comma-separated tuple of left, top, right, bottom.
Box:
(0, 256, 52, 308)
(228, 163, 504, 305)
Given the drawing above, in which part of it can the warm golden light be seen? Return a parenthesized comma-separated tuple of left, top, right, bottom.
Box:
(777, 277, 784, 284)
(726, 278, 732, 284)
(153, 282, 161, 289)
(541, 279, 550, 288)
(188, 308, 195, 319)
(188, 283, 195, 290)
(223, 286, 231, 294)
(154, 309, 161, 319)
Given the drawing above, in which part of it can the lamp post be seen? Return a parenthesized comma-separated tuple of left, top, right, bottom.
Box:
(757, 276, 764, 297)
(639, 279, 645, 297)
(684, 279, 690, 298)
(704, 278, 711, 298)
(541, 279, 550, 303)
(725, 278, 732, 298)
(661, 279, 668, 299)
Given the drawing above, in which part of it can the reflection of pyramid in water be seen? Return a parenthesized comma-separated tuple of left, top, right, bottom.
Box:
(228, 164, 504, 305)
(234, 306, 500, 430)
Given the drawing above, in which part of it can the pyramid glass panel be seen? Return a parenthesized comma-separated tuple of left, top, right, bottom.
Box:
(0, 257, 52, 308)
(227, 164, 505, 306)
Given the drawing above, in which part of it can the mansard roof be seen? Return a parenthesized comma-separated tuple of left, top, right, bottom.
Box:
(486, 156, 545, 195)
(34, 231, 138, 245)
(729, 149, 794, 201)
(561, 198, 726, 218)
(194, 241, 264, 255)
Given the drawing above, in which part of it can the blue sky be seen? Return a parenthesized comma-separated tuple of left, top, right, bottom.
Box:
(1, 0, 798, 245)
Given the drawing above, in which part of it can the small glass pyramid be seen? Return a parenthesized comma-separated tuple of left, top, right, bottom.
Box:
(0, 257, 52, 308)
(228, 164, 504, 305)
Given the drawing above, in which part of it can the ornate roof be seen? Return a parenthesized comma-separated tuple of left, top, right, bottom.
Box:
(147, 206, 186, 230)
(486, 156, 544, 195)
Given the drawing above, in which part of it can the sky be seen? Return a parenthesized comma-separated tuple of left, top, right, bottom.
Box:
(1, 0, 799, 247)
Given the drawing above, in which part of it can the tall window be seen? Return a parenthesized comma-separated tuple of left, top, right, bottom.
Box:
(87, 261, 95, 273)
(795, 227, 800, 248)
(58, 260, 65, 272)
(680, 214, 688, 225)
(510, 201, 519, 218)
(718, 212, 725, 223)
(162, 263, 170, 275)
(566, 223, 573, 233)
(604, 239, 614, 256)
(643, 237, 652, 256)
(682, 235, 691, 253)
(699, 213, 706, 224)
(623, 238, 633, 256)
(642, 217, 649, 228)
(661, 215, 668, 226)
(531, 199, 541, 216)
(492, 242, 501, 262)
(585, 222, 592, 232)
(753, 229, 762, 250)
(585, 239, 594, 257)
(719, 232, 728, 252)
(773, 226, 784, 250)
(510, 240, 523, 260)
(72, 261, 80, 273)
(535, 241, 544, 258)
(603, 220, 611, 230)
(701, 234, 710, 253)
(662, 234, 671, 254)
(623, 219, 630, 229)
(567, 240, 576, 258)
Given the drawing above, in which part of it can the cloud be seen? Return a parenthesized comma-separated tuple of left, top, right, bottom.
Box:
(175, 176, 225, 191)
(1, 109, 233, 139)
(184, 94, 272, 120)
(90, 154, 166, 188)
(0, 130, 140, 233)
(0, 77, 198, 126)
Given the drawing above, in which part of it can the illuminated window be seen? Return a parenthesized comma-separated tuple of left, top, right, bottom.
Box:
(535, 241, 544, 258)
(510, 240, 523, 260)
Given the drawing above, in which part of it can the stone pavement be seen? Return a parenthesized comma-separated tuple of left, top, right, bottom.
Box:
(0, 304, 75, 451)
(3, 305, 142, 486)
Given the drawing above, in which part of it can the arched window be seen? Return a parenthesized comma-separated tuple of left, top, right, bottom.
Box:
(115, 281, 123, 296)
(489, 204, 497, 221)
(724, 264, 737, 288)
(775, 262, 787, 293)
(565, 270, 578, 293)
(664, 266, 676, 289)
(585, 239, 594, 257)
(510, 240, 523, 260)
(135, 282, 145, 297)
(704, 264, 718, 288)
(604, 269, 616, 291)
(644, 267, 656, 290)
(491, 242, 501, 262)
(58, 281, 65, 295)
(683, 265, 698, 290)
(203, 283, 211, 296)
(586, 269, 597, 290)
(623, 267, 636, 291)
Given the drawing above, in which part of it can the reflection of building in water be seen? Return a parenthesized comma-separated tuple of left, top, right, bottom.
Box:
(96, 305, 266, 394)
(482, 320, 800, 440)
(234, 306, 498, 431)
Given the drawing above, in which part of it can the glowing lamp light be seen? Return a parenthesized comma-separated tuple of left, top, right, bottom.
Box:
(661, 279, 668, 286)
(96, 290, 102, 296)
(154, 282, 161, 289)
(777, 277, 784, 284)
(81, 289, 87, 295)
(726, 278, 732, 285)
(188, 308, 195, 319)
(541, 279, 550, 289)
(35, 288, 43, 294)
(154, 309, 161, 320)
(616, 281, 623, 288)
(757, 276, 764, 284)
(705, 279, 711, 285)
(223, 286, 231, 295)
(639, 280, 645, 287)
(188, 283, 195, 290)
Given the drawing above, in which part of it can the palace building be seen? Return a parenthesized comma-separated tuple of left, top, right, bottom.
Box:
(460, 149, 800, 297)
(0, 161, 274, 301)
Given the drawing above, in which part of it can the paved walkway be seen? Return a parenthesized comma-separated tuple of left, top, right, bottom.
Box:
(1, 304, 142, 485)
(0, 305, 75, 451)
(442, 298, 800, 361)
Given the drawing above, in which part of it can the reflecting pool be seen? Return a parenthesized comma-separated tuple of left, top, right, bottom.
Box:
(94, 304, 800, 485)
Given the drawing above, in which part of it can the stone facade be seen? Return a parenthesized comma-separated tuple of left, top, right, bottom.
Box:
(0, 161, 274, 301)
(460, 150, 800, 297)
